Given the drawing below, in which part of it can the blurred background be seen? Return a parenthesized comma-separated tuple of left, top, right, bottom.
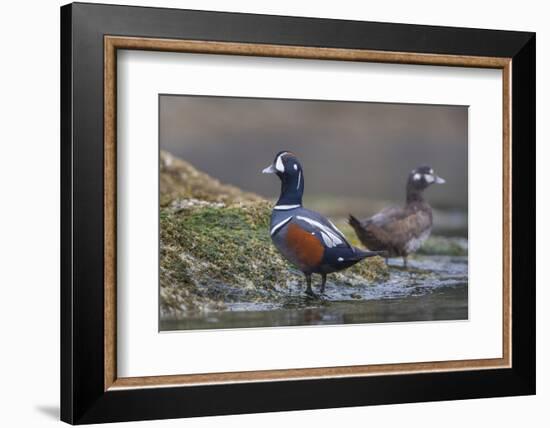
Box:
(160, 95, 468, 236)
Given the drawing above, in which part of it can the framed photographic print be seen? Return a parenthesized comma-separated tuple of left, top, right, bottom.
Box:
(60, 2, 535, 424)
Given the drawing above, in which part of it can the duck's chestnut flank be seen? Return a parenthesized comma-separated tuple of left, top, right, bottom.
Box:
(285, 223, 325, 270)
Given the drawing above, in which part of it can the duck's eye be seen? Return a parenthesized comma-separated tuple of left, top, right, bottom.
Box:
(293, 164, 298, 171)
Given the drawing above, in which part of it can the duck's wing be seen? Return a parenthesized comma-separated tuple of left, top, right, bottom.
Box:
(294, 209, 352, 249)
(364, 208, 432, 248)
(368, 206, 405, 226)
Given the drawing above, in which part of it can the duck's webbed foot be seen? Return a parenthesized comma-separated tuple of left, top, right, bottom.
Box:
(305, 289, 317, 298)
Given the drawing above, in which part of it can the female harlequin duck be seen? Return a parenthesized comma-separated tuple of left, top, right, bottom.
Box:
(262, 151, 383, 296)
(348, 166, 445, 268)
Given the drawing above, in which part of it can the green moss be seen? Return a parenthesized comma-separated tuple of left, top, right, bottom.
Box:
(417, 236, 468, 256)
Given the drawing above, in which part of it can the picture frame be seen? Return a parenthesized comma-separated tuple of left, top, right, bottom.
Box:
(60, 2, 535, 424)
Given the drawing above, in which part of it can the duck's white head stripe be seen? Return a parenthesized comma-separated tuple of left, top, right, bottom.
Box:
(275, 152, 288, 173)
(413, 173, 422, 181)
(270, 216, 293, 236)
(424, 174, 435, 183)
(296, 216, 344, 248)
(296, 171, 301, 190)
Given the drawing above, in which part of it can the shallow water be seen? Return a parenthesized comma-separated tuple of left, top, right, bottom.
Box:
(160, 255, 468, 331)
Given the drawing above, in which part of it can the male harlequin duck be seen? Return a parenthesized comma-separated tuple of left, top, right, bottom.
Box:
(348, 166, 445, 268)
(262, 151, 383, 296)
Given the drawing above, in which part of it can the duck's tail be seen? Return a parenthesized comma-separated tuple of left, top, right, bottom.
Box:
(348, 214, 362, 231)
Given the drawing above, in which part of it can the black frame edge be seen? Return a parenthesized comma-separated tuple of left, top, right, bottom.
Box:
(71, 1, 533, 57)
(60, 3, 74, 425)
(510, 33, 536, 393)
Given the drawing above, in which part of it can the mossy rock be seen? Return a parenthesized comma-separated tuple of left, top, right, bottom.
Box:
(160, 150, 262, 206)
(160, 199, 388, 318)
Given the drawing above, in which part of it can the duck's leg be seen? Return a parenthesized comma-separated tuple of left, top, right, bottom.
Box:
(320, 273, 327, 294)
(304, 273, 315, 297)
(403, 256, 408, 269)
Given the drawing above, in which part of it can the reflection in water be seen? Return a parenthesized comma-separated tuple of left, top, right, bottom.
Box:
(161, 285, 467, 331)
(160, 255, 468, 331)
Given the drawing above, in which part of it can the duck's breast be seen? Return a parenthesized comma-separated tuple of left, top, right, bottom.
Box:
(404, 228, 431, 253)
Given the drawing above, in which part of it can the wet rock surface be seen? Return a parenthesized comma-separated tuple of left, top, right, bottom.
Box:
(161, 255, 468, 330)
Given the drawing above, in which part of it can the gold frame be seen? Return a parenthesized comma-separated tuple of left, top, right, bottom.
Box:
(104, 35, 512, 391)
